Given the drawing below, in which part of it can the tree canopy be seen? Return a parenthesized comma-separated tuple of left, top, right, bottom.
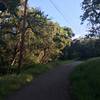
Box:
(0, 0, 20, 14)
(81, 0, 100, 36)
(0, 2, 73, 70)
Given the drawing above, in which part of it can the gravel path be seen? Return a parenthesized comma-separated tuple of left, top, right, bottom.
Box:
(6, 61, 82, 100)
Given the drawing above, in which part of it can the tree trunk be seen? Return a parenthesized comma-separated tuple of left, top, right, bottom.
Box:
(18, 0, 28, 73)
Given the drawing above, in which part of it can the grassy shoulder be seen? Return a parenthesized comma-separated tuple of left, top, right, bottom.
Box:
(70, 57, 100, 100)
(0, 60, 72, 100)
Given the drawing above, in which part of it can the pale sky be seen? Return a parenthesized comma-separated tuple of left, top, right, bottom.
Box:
(28, 0, 88, 38)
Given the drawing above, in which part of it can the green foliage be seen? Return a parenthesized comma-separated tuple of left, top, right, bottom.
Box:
(70, 57, 100, 100)
(0, 6, 72, 68)
(61, 37, 100, 60)
(0, 0, 20, 15)
(6, 0, 20, 15)
(81, 0, 100, 36)
(81, 0, 100, 23)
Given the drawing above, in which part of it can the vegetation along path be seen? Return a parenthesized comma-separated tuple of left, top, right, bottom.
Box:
(6, 61, 82, 100)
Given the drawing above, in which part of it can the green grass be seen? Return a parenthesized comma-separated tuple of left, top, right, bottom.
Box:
(49, 60, 73, 66)
(0, 64, 52, 100)
(0, 60, 72, 100)
(0, 74, 33, 100)
(70, 57, 100, 100)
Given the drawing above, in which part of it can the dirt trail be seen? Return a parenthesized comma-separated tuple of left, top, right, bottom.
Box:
(6, 61, 82, 100)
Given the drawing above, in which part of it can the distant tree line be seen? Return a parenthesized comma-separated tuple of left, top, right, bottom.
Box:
(60, 34, 100, 60)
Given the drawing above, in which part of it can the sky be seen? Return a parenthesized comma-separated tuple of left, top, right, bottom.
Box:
(28, 0, 88, 38)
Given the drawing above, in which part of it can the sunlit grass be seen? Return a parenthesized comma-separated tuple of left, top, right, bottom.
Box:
(0, 74, 33, 99)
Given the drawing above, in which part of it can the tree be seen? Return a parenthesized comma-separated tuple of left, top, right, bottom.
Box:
(0, 0, 20, 15)
(81, 0, 100, 36)
(18, 0, 28, 73)
(0, 1, 73, 74)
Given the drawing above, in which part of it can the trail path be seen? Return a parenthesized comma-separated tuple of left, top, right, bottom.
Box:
(6, 61, 82, 100)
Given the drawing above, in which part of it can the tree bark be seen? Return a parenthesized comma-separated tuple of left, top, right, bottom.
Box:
(18, 0, 28, 73)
